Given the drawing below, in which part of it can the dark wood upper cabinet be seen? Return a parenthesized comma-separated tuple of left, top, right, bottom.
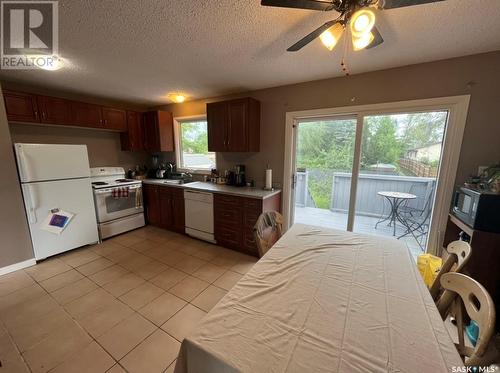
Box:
(121, 111, 144, 151)
(102, 107, 127, 131)
(227, 99, 249, 152)
(3, 89, 129, 132)
(143, 111, 174, 152)
(37, 95, 72, 125)
(207, 97, 260, 152)
(3, 90, 39, 122)
(207, 102, 228, 152)
(70, 101, 103, 128)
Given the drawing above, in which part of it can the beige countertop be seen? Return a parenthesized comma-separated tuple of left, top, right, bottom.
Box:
(142, 179, 281, 200)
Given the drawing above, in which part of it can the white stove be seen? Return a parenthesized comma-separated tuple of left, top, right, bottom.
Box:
(90, 167, 142, 189)
(90, 167, 145, 239)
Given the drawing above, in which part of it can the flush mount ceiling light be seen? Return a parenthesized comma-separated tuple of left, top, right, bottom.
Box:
(26, 55, 65, 71)
(168, 93, 186, 103)
(261, 0, 444, 53)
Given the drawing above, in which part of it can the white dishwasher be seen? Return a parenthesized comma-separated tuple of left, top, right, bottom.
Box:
(184, 190, 216, 243)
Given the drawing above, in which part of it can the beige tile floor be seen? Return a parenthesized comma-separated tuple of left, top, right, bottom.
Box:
(0, 226, 258, 373)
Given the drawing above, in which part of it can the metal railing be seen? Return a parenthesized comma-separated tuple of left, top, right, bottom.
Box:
(296, 170, 436, 218)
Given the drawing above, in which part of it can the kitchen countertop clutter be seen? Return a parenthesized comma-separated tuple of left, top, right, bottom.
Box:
(143, 179, 281, 200)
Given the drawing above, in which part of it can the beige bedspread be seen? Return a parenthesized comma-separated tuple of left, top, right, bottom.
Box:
(175, 224, 462, 373)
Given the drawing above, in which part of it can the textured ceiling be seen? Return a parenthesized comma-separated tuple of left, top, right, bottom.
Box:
(1, 0, 500, 105)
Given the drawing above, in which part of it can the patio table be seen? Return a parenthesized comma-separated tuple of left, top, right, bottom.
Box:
(375, 191, 417, 236)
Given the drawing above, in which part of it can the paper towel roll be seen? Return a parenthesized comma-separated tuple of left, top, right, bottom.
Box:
(265, 169, 272, 190)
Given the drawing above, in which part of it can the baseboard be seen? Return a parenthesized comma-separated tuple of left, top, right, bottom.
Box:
(0, 258, 37, 276)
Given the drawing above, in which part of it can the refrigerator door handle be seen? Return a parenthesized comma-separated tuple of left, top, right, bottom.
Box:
(25, 184, 38, 224)
(16, 146, 32, 181)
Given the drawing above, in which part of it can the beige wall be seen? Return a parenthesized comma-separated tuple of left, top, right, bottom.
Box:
(0, 86, 34, 268)
(159, 51, 500, 188)
(9, 124, 150, 170)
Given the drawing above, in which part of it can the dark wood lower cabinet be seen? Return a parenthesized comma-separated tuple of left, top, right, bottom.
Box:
(171, 191, 186, 233)
(143, 184, 161, 226)
(144, 183, 281, 257)
(214, 193, 281, 257)
(144, 184, 185, 234)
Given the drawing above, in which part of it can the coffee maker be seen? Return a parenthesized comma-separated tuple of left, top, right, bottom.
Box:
(235, 165, 246, 187)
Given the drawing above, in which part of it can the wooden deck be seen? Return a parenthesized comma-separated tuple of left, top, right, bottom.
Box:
(294, 206, 425, 259)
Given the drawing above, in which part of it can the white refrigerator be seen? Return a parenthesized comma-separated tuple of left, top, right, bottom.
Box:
(15, 143, 99, 260)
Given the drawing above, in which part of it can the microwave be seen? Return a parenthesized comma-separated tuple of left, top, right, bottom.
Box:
(451, 186, 500, 232)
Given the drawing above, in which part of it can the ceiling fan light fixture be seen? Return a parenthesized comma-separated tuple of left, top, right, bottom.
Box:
(350, 8, 376, 38)
(352, 31, 375, 51)
(319, 23, 344, 51)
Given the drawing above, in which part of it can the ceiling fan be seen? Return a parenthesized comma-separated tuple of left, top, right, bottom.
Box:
(261, 0, 444, 53)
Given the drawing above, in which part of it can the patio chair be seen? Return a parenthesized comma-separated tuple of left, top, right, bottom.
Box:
(399, 183, 420, 216)
(430, 240, 472, 301)
(253, 211, 283, 257)
(397, 188, 436, 250)
(436, 272, 496, 366)
(400, 184, 434, 218)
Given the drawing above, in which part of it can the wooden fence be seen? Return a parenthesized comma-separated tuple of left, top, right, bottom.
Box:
(399, 158, 438, 178)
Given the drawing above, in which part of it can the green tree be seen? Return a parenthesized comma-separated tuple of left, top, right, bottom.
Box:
(361, 116, 402, 168)
(181, 122, 208, 154)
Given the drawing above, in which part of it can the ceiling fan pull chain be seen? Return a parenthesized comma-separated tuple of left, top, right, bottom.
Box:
(341, 28, 351, 76)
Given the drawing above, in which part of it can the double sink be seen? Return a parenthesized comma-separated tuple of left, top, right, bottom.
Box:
(159, 179, 193, 185)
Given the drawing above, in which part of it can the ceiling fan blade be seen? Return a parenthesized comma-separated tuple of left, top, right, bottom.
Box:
(287, 20, 338, 52)
(379, 0, 444, 9)
(366, 26, 384, 49)
(261, 0, 337, 11)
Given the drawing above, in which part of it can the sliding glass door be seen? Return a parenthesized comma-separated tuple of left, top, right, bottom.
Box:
(293, 116, 357, 230)
(291, 110, 449, 256)
(352, 111, 448, 256)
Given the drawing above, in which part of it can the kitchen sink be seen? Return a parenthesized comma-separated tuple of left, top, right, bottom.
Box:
(162, 179, 193, 185)
(163, 179, 183, 185)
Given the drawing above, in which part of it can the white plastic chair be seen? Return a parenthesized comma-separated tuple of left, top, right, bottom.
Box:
(430, 240, 471, 301)
(437, 272, 496, 366)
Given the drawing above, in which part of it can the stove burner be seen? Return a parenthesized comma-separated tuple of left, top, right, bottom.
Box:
(92, 182, 108, 186)
(116, 179, 134, 183)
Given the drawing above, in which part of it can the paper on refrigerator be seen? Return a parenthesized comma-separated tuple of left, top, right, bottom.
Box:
(41, 209, 75, 235)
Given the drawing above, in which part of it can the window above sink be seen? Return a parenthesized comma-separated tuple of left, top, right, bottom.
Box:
(174, 115, 216, 174)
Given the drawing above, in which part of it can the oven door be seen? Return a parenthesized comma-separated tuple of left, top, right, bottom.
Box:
(94, 184, 144, 223)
